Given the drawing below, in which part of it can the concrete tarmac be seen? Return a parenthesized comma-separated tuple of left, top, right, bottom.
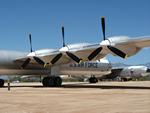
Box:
(0, 81, 150, 113)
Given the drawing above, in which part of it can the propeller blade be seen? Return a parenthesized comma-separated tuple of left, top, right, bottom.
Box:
(107, 46, 127, 59)
(21, 58, 31, 68)
(51, 53, 62, 64)
(33, 57, 45, 65)
(62, 26, 65, 47)
(29, 34, 33, 52)
(88, 47, 103, 60)
(66, 52, 81, 63)
(101, 17, 106, 40)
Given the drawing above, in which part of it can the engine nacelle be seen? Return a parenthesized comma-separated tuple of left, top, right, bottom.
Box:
(100, 36, 141, 57)
(107, 36, 129, 44)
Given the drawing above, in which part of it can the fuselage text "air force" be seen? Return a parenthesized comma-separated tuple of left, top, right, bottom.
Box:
(69, 62, 98, 68)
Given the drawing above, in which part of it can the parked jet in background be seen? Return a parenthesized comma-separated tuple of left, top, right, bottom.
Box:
(0, 17, 150, 87)
(108, 65, 150, 81)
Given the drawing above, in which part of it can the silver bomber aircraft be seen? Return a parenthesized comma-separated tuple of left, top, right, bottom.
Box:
(112, 65, 150, 81)
(0, 17, 150, 87)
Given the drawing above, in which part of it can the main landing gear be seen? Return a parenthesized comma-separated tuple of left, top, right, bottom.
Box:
(42, 76, 62, 87)
(89, 75, 98, 83)
(0, 79, 4, 87)
(89, 76, 98, 83)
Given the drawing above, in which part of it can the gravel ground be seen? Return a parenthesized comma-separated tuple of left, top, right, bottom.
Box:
(0, 81, 150, 113)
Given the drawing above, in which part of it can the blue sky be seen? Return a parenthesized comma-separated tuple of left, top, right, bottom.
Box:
(0, 0, 150, 64)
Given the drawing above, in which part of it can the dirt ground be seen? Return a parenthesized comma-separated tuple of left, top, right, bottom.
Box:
(0, 81, 150, 113)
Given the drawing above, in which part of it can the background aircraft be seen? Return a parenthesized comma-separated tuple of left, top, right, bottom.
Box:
(109, 65, 150, 81)
(0, 17, 150, 87)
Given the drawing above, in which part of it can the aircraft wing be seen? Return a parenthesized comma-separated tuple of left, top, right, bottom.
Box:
(14, 49, 71, 68)
(129, 37, 150, 48)
(14, 36, 150, 68)
(14, 43, 109, 68)
(103, 36, 150, 58)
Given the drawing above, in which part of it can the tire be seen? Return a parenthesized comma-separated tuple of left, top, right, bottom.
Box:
(42, 77, 54, 87)
(89, 77, 98, 83)
(0, 79, 4, 87)
(42, 76, 62, 87)
(54, 77, 62, 87)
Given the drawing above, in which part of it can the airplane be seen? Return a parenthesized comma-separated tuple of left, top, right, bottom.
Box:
(2, 59, 149, 83)
(0, 17, 150, 87)
(109, 65, 150, 81)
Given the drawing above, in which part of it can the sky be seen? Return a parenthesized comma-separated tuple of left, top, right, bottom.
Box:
(0, 0, 150, 65)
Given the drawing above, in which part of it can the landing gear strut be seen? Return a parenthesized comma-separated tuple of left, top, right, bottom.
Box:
(0, 79, 4, 87)
(89, 76, 98, 83)
(42, 76, 62, 87)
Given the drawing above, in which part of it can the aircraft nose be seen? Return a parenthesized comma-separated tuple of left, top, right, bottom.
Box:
(146, 68, 150, 73)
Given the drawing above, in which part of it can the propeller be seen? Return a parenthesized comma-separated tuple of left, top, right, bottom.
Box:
(88, 17, 127, 60)
(101, 17, 127, 59)
(62, 27, 81, 63)
(21, 34, 46, 68)
(21, 34, 33, 68)
(87, 17, 106, 60)
(50, 26, 81, 64)
(50, 27, 65, 64)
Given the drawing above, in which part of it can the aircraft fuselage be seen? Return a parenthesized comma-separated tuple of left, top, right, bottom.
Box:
(0, 50, 111, 76)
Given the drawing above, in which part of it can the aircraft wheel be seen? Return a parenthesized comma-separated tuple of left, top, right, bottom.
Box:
(89, 77, 98, 83)
(42, 77, 49, 87)
(42, 76, 54, 87)
(0, 79, 4, 87)
(54, 76, 62, 87)
(42, 76, 62, 87)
